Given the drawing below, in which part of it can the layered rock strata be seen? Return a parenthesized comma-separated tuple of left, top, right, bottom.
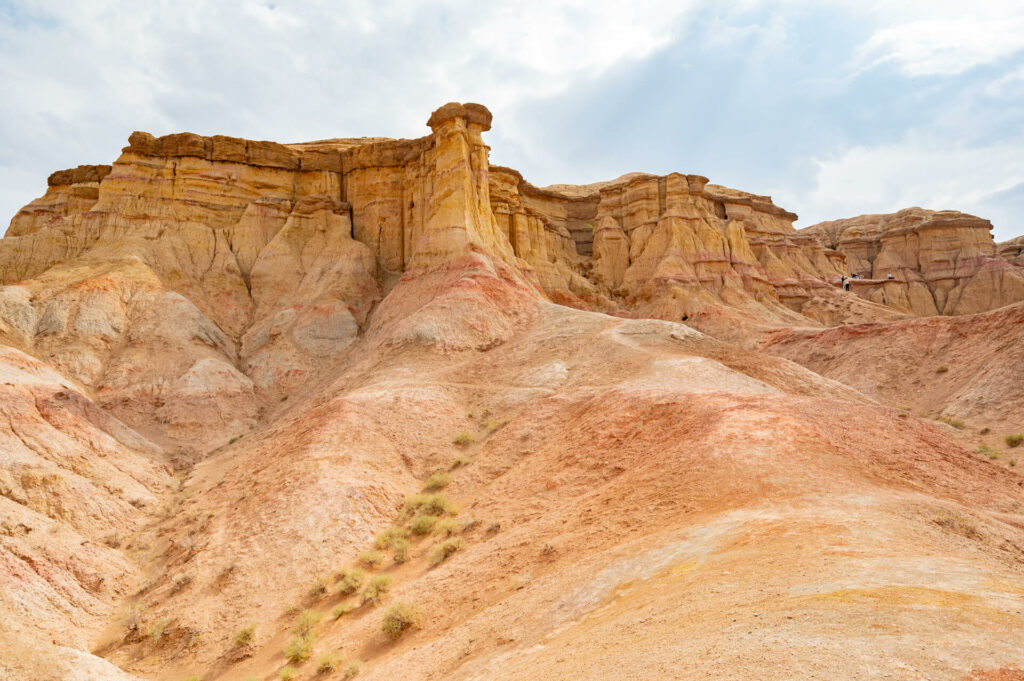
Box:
(804, 209, 1024, 316)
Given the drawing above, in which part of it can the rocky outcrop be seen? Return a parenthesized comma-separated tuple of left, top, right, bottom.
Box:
(804, 209, 1024, 316)
(997, 235, 1024, 268)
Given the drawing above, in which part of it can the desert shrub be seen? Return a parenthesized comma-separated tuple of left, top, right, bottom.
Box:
(294, 609, 322, 635)
(989, 452, 1000, 460)
(381, 601, 423, 639)
(411, 514, 438, 535)
(147, 618, 170, 642)
(342, 661, 362, 679)
(403, 493, 455, 516)
(391, 537, 410, 564)
(280, 667, 298, 681)
(423, 472, 450, 491)
(358, 550, 385, 568)
(453, 431, 474, 446)
(362, 575, 392, 605)
(940, 417, 965, 429)
(1010, 459, 1017, 467)
(449, 457, 471, 470)
(429, 537, 462, 566)
(1005, 434, 1024, 448)
(334, 567, 365, 595)
(980, 427, 991, 434)
(182, 676, 200, 681)
(234, 624, 256, 646)
(308, 574, 330, 599)
(317, 652, 341, 673)
(285, 633, 315, 663)
(170, 574, 192, 593)
(933, 510, 980, 539)
(434, 518, 460, 537)
(375, 526, 409, 549)
(977, 445, 992, 453)
(332, 602, 355, 619)
(935, 366, 949, 374)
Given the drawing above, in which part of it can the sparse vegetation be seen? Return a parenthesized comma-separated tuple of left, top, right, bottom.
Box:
(411, 514, 438, 535)
(170, 573, 192, 593)
(935, 366, 949, 374)
(334, 567, 365, 595)
(980, 427, 991, 435)
(977, 445, 993, 454)
(308, 574, 330, 599)
(434, 518, 460, 537)
(940, 416, 965, 429)
(342, 661, 362, 679)
(375, 526, 409, 549)
(1010, 459, 1017, 467)
(933, 510, 980, 538)
(449, 457, 471, 470)
(403, 493, 455, 516)
(391, 536, 410, 563)
(280, 667, 298, 681)
(182, 676, 200, 681)
(453, 431, 474, 446)
(362, 574, 392, 605)
(1006, 433, 1023, 448)
(381, 601, 423, 639)
(317, 652, 341, 673)
(332, 602, 355, 619)
(358, 550, 386, 568)
(423, 472, 450, 491)
(285, 633, 316, 663)
(294, 609, 322, 635)
(234, 624, 256, 647)
(147, 618, 170, 642)
(230, 435, 242, 444)
(989, 452, 1000, 460)
(429, 537, 462, 566)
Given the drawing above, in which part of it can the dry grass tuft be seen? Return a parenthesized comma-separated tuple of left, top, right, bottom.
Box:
(334, 567, 365, 595)
(284, 633, 315, 663)
(381, 601, 423, 639)
(358, 550, 386, 568)
(362, 575, 392, 605)
(423, 472, 450, 491)
(294, 609, 322, 636)
(233, 624, 256, 646)
(429, 537, 462, 566)
(1005, 433, 1023, 448)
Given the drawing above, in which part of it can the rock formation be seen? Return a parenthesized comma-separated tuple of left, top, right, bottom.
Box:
(803, 208, 1024, 316)
(3, 103, 1024, 681)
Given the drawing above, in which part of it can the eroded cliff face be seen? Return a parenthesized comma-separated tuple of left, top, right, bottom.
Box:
(803, 209, 1024, 316)
(3, 103, 1019, 452)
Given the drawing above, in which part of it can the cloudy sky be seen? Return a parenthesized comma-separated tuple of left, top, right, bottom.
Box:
(2, 0, 1023, 239)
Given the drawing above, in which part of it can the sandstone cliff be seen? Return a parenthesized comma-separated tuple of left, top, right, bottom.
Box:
(803, 208, 1024, 316)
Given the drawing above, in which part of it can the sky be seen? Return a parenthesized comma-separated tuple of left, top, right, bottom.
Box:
(2, 0, 1023, 240)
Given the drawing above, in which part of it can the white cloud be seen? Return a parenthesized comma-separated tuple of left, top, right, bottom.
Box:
(781, 135, 1024, 240)
(853, 12, 1024, 77)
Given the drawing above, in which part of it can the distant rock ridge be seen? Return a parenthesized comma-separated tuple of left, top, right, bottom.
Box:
(803, 208, 1024, 316)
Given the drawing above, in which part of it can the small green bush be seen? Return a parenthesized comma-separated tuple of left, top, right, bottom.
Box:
(362, 574, 392, 605)
(374, 526, 409, 549)
(940, 416, 965, 429)
(449, 457, 471, 470)
(429, 537, 462, 566)
(453, 431, 474, 446)
(381, 601, 423, 639)
(434, 518, 460, 537)
(284, 633, 315, 663)
(411, 514, 438, 535)
(334, 567, 365, 595)
(234, 624, 256, 646)
(391, 536, 410, 564)
(294, 609, 322, 635)
(358, 550, 385, 568)
(423, 472, 450, 491)
(308, 574, 330, 599)
(1010, 459, 1017, 467)
(1005, 434, 1024, 448)
(403, 494, 455, 516)
(332, 602, 355, 619)
(317, 652, 341, 673)
(280, 667, 298, 681)
(342, 661, 362, 679)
